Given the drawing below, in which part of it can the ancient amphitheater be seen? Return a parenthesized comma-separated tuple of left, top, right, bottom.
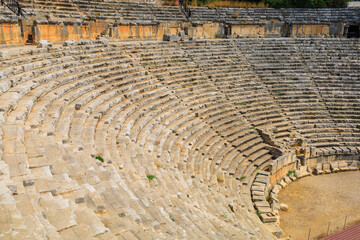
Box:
(0, 0, 359, 239)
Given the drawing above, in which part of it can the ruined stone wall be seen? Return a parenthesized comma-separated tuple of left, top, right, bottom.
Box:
(0, 4, 359, 44)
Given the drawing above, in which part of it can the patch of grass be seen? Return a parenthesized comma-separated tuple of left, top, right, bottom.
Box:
(156, 75, 163, 79)
(256, 210, 261, 218)
(150, 107, 156, 111)
(145, 71, 148, 75)
(172, 130, 176, 133)
(169, 214, 175, 222)
(187, 194, 189, 198)
(35, 155, 44, 158)
(240, 176, 246, 180)
(273, 89, 283, 94)
(95, 155, 104, 163)
(287, 169, 298, 179)
(146, 174, 157, 181)
(215, 33, 222, 38)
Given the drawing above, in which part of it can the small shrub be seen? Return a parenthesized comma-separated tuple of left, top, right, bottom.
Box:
(273, 89, 283, 94)
(95, 155, 104, 163)
(147, 174, 156, 181)
(169, 214, 175, 221)
(172, 130, 176, 133)
(256, 210, 261, 218)
(240, 176, 246, 180)
(145, 71, 148, 75)
(287, 169, 298, 179)
(215, 33, 222, 38)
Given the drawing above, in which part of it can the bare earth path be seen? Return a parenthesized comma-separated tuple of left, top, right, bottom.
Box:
(278, 171, 360, 240)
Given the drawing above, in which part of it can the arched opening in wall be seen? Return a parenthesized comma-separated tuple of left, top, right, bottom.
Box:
(347, 25, 359, 38)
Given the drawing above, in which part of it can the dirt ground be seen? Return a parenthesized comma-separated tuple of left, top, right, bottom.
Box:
(278, 171, 360, 240)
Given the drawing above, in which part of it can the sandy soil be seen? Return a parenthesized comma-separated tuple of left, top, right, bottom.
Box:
(278, 171, 360, 240)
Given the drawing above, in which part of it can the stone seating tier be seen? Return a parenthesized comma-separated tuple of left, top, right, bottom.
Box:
(1, 2, 359, 24)
(0, 38, 359, 239)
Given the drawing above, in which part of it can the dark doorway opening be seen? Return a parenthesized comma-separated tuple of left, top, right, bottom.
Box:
(347, 25, 359, 38)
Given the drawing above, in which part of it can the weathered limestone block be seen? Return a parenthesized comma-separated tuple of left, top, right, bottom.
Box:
(280, 203, 288, 212)
(260, 212, 277, 223)
(349, 160, 359, 170)
(339, 161, 350, 171)
(63, 40, 78, 46)
(97, 37, 109, 46)
(330, 161, 340, 172)
(37, 40, 52, 48)
(178, 30, 186, 41)
(323, 163, 331, 174)
(314, 163, 324, 175)
(23, 179, 35, 187)
(163, 34, 180, 42)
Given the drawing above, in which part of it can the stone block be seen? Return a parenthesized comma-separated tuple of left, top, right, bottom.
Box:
(280, 203, 288, 211)
(178, 30, 186, 41)
(339, 161, 350, 171)
(284, 176, 292, 184)
(330, 162, 339, 172)
(75, 197, 85, 204)
(97, 37, 108, 46)
(23, 179, 34, 187)
(314, 163, 324, 175)
(260, 213, 277, 223)
(323, 163, 331, 173)
(349, 160, 359, 170)
(254, 201, 270, 208)
(37, 40, 52, 48)
(63, 40, 77, 46)
(163, 34, 180, 42)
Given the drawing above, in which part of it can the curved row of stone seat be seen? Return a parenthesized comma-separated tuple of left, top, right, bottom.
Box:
(296, 39, 360, 149)
(0, 41, 274, 239)
(237, 38, 360, 153)
(20, 0, 84, 21)
(1, 38, 359, 239)
(188, 7, 360, 24)
(19, 0, 186, 23)
(4, 2, 359, 25)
